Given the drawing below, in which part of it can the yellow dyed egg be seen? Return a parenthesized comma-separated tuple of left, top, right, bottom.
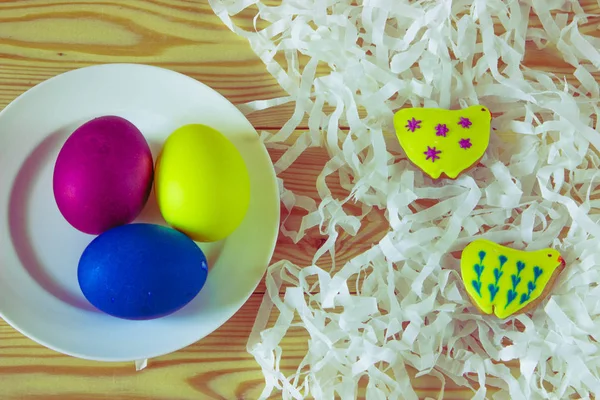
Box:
(155, 124, 250, 242)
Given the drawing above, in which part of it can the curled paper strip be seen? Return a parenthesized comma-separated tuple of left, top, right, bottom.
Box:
(209, 0, 600, 398)
(135, 358, 148, 371)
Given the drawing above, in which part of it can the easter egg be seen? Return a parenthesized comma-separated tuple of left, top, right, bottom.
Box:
(78, 223, 208, 320)
(53, 115, 154, 235)
(155, 124, 250, 242)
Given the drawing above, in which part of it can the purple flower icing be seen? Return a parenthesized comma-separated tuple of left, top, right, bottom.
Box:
(424, 146, 441, 162)
(459, 138, 472, 149)
(435, 123, 449, 137)
(458, 117, 472, 128)
(406, 117, 422, 132)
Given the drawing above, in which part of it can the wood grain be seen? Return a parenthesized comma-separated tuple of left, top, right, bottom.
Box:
(2, 1, 599, 129)
(0, 0, 287, 125)
(0, 0, 597, 399)
(0, 295, 486, 400)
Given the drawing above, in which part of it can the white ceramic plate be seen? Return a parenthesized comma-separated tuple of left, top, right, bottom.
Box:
(0, 64, 279, 361)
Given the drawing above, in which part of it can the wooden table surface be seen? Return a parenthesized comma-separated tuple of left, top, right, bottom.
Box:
(1, 1, 598, 399)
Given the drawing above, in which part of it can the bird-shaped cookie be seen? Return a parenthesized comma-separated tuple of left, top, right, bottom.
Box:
(393, 105, 492, 179)
(460, 239, 565, 319)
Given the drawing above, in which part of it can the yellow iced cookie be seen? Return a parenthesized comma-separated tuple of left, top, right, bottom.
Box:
(393, 105, 492, 179)
(460, 239, 566, 319)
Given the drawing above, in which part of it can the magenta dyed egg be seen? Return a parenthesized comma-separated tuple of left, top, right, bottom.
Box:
(53, 116, 154, 235)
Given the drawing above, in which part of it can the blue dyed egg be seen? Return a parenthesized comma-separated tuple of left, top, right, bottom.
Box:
(78, 223, 208, 320)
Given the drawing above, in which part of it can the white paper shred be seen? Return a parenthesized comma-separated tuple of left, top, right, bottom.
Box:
(135, 358, 148, 371)
(208, 0, 600, 398)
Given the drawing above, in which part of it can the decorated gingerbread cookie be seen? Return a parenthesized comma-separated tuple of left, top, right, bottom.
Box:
(393, 105, 492, 179)
(460, 239, 566, 319)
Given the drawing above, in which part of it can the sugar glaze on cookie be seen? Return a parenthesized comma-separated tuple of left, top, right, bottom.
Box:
(393, 105, 492, 179)
(461, 239, 565, 319)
